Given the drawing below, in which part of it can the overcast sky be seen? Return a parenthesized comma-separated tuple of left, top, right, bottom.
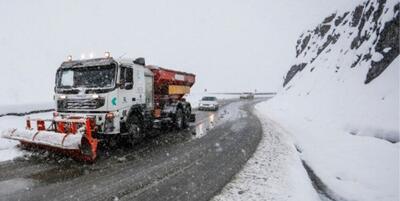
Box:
(0, 0, 362, 105)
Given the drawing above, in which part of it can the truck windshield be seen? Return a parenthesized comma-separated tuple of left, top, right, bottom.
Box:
(57, 65, 116, 88)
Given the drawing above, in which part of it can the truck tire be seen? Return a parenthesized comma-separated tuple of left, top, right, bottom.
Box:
(105, 135, 120, 147)
(183, 106, 191, 128)
(175, 108, 185, 130)
(126, 114, 144, 145)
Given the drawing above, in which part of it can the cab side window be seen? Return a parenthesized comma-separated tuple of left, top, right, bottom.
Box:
(120, 66, 133, 90)
(119, 67, 127, 86)
(126, 68, 133, 84)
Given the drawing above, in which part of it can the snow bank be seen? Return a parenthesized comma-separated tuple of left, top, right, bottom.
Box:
(258, 99, 399, 201)
(212, 109, 319, 201)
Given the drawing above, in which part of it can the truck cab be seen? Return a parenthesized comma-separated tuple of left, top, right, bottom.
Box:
(54, 57, 153, 135)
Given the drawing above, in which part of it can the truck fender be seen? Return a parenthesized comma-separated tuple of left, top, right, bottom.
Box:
(127, 105, 144, 120)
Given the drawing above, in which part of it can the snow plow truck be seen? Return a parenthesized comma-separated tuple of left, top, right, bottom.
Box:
(1, 53, 196, 161)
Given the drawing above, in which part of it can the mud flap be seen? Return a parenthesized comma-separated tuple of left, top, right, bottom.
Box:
(189, 114, 196, 123)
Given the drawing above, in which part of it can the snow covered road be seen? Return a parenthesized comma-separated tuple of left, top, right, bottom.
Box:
(0, 99, 265, 201)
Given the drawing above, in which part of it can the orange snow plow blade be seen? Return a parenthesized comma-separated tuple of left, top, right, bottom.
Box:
(1, 117, 98, 162)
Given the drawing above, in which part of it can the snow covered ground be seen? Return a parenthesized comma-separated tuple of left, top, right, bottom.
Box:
(0, 102, 53, 116)
(257, 97, 399, 201)
(212, 109, 320, 201)
(0, 101, 54, 162)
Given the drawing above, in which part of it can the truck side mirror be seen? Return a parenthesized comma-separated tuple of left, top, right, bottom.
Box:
(125, 82, 133, 90)
(133, 58, 145, 66)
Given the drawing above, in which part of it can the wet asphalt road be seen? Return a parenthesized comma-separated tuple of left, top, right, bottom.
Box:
(0, 98, 266, 201)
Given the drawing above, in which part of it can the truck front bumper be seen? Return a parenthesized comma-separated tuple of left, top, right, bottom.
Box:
(57, 112, 120, 135)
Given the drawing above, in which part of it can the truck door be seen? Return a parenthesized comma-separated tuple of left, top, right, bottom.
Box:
(145, 75, 153, 109)
(118, 66, 134, 111)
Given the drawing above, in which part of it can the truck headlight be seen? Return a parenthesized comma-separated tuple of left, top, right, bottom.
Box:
(105, 51, 111, 58)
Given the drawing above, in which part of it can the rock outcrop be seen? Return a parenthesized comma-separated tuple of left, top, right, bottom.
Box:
(283, 0, 399, 87)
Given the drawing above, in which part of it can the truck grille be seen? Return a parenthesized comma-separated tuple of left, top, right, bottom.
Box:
(58, 98, 105, 110)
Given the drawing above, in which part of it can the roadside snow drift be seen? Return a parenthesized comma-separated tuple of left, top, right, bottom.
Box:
(258, 0, 399, 200)
(212, 110, 320, 201)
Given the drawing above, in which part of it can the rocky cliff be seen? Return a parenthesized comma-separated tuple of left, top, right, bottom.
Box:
(283, 0, 399, 87)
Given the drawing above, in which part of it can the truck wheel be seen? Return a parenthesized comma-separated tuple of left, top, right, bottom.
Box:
(126, 115, 143, 145)
(106, 135, 120, 147)
(183, 107, 191, 128)
(175, 108, 185, 130)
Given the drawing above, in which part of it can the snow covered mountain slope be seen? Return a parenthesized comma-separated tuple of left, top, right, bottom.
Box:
(284, 0, 398, 86)
(257, 0, 399, 200)
(280, 0, 399, 141)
